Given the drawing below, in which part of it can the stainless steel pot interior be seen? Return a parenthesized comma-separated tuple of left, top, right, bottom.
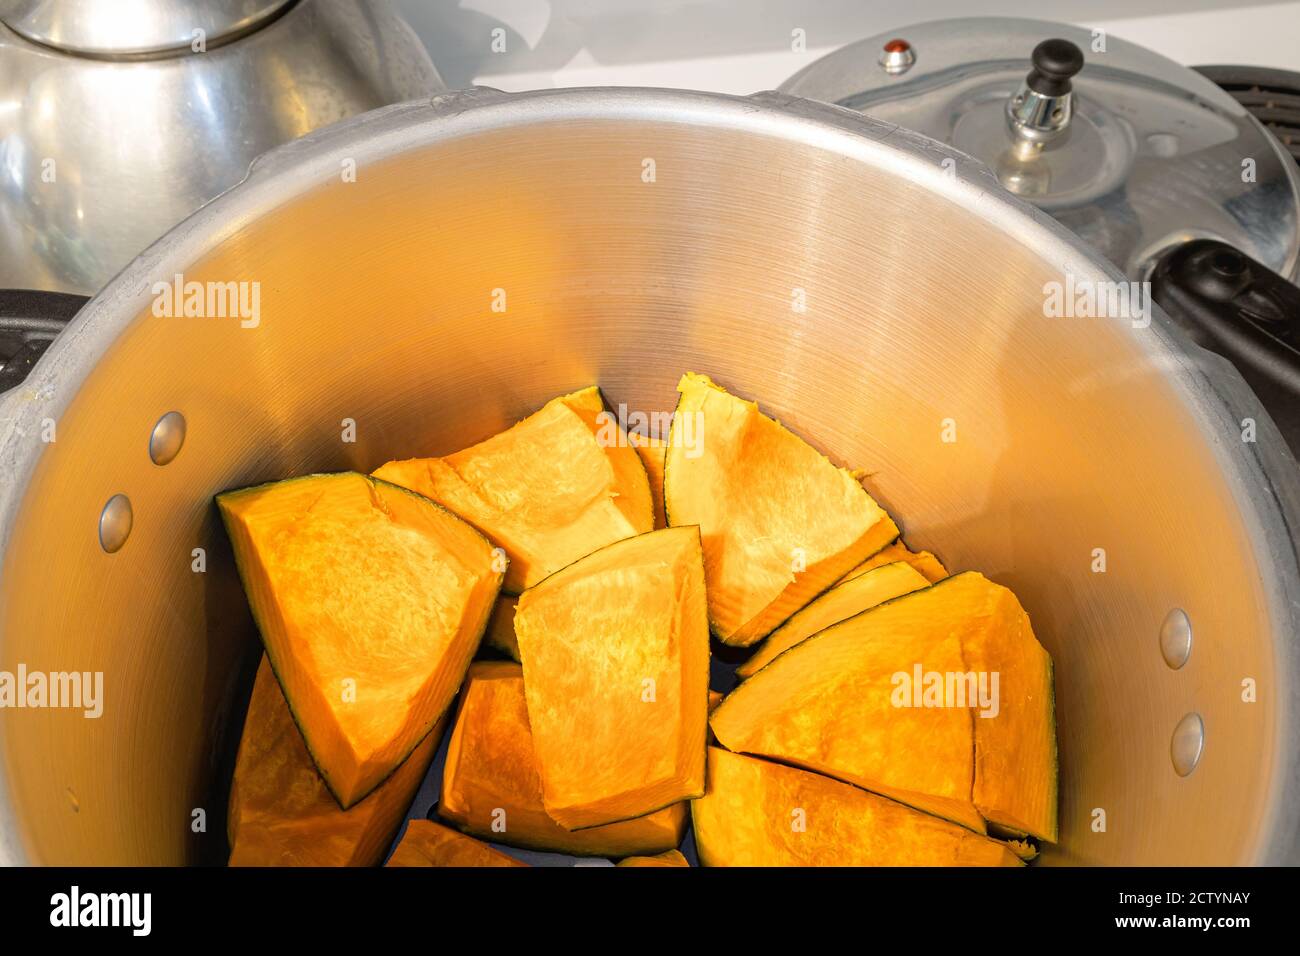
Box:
(1, 88, 1298, 866)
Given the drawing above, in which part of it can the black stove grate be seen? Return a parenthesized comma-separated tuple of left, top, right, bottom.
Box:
(1195, 65, 1300, 165)
(0, 291, 88, 392)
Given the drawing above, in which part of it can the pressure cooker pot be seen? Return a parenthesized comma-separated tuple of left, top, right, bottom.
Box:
(1, 87, 1298, 865)
(782, 17, 1300, 454)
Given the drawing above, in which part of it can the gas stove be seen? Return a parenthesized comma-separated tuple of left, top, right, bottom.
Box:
(1196, 65, 1300, 165)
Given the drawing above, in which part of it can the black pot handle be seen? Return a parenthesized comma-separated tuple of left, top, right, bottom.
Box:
(1150, 240, 1300, 456)
(0, 289, 89, 393)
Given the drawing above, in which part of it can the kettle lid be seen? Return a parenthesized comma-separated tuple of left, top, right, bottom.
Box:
(781, 17, 1300, 281)
(0, 0, 292, 56)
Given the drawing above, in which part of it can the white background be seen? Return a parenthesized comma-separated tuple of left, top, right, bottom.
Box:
(392, 0, 1300, 93)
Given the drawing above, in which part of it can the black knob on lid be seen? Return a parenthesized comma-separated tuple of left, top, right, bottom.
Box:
(1026, 38, 1084, 96)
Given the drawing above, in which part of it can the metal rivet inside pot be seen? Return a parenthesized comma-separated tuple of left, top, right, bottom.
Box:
(148, 411, 186, 466)
(1170, 712, 1204, 777)
(99, 494, 132, 553)
(1159, 607, 1193, 669)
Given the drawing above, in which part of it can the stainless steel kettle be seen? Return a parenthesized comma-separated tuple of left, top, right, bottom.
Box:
(0, 0, 443, 295)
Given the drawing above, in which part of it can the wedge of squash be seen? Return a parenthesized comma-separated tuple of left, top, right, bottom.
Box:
(692, 748, 1022, 866)
(716, 600, 982, 833)
(227, 655, 442, 866)
(710, 572, 1057, 841)
(663, 373, 898, 645)
(617, 849, 689, 867)
(963, 581, 1058, 841)
(628, 432, 668, 529)
(374, 386, 653, 593)
(440, 661, 688, 855)
(386, 820, 527, 867)
(217, 471, 503, 809)
(482, 596, 520, 662)
(514, 526, 710, 829)
(838, 538, 948, 585)
(736, 561, 930, 679)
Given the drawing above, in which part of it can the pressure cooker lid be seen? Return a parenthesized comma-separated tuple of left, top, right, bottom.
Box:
(0, 0, 291, 56)
(781, 17, 1300, 281)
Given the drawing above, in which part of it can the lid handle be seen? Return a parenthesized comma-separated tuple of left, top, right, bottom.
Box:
(1151, 239, 1300, 457)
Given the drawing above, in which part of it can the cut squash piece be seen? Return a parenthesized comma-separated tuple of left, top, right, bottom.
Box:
(386, 820, 526, 867)
(692, 748, 1021, 866)
(710, 572, 1057, 841)
(374, 386, 653, 593)
(663, 372, 897, 645)
(715, 601, 981, 833)
(736, 561, 930, 679)
(217, 471, 503, 809)
(617, 849, 689, 867)
(963, 580, 1059, 842)
(440, 661, 688, 856)
(707, 690, 725, 745)
(482, 596, 520, 662)
(628, 432, 668, 529)
(839, 539, 948, 585)
(514, 526, 710, 829)
(228, 655, 442, 867)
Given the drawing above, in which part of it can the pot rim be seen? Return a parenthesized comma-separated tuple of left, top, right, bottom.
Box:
(1, 86, 1298, 864)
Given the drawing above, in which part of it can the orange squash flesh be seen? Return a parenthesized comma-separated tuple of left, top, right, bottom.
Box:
(692, 748, 1021, 866)
(217, 472, 503, 809)
(374, 386, 653, 593)
(514, 526, 710, 829)
(628, 432, 668, 529)
(482, 596, 520, 662)
(228, 655, 442, 866)
(736, 561, 930, 679)
(965, 583, 1059, 842)
(617, 849, 689, 867)
(839, 539, 948, 585)
(715, 601, 981, 832)
(440, 661, 688, 856)
(386, 820, 527, 867)
(663, 373, 898, 646)
(710, 572, 1057, 841)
